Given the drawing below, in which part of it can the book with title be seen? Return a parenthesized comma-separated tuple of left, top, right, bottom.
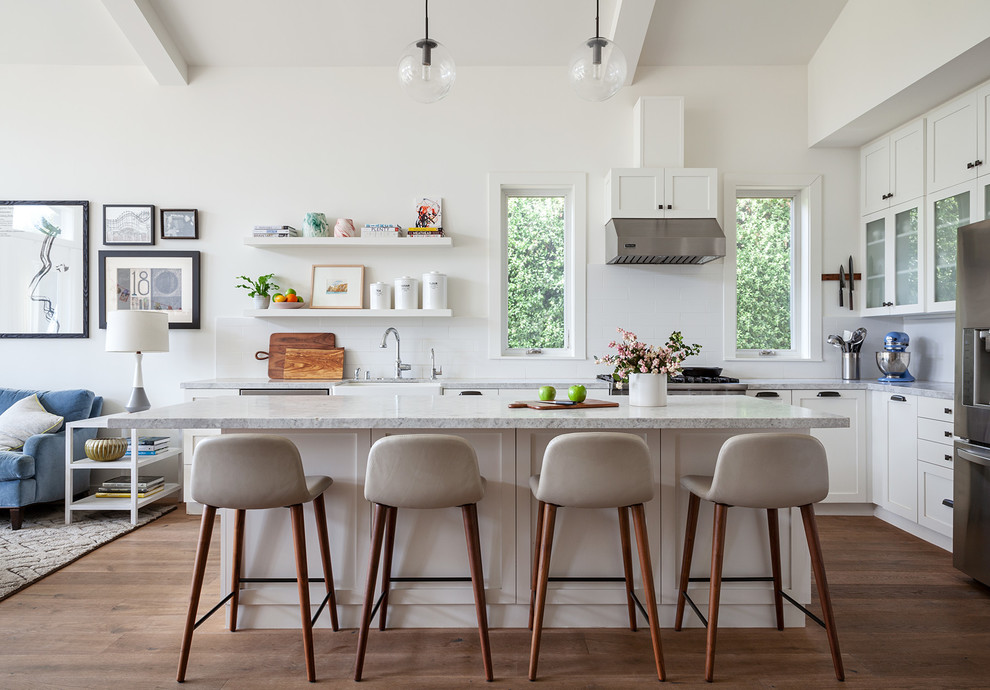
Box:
(99, 475, 164, 491)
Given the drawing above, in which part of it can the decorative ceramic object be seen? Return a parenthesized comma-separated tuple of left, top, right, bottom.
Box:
(629, 373, 667, 407)
(84, 438, 128, 462)
(253, 295, 271, 310)
(334, 218, 355, 238)
(302, 212, 330, 237)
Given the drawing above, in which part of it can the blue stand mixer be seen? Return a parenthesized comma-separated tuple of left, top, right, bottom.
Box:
(876, 331, 915, 383)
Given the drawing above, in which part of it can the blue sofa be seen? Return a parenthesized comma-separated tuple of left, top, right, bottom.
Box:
(0, 388, 103, 530)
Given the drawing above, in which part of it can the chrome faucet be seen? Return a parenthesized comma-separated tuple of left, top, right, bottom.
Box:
(380, 327, 411, 379)
(430, 348, 443, 381)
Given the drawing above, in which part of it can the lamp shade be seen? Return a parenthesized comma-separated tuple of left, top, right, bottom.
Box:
(105, 310, 169, 353)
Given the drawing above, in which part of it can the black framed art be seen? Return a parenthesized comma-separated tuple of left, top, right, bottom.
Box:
(161, 209, 198, 240)
(103, 204, 155, 245)
(98, 250, 201, 329)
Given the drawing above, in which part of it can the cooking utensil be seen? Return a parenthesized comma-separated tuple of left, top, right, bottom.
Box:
(838, 266, 845, 307)
(827, 334, 845, 352)
(848, 255, 854, 310)
(848, 327, 867, 353)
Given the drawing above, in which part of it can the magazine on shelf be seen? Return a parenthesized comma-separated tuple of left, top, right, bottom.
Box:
(94, 485, 166, 499)
(99, 475, 164, 491)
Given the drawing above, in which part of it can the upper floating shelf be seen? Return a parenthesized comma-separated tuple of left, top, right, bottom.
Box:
(243, 237, 453, 247)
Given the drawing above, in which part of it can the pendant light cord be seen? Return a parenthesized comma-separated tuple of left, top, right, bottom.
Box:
(595, 0, 600, 39)
(425, 0, 430, 41)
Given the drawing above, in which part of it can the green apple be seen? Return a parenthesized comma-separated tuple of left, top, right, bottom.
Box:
(568, 384, 587, 403)
(538, 385, 556, 401)
(286, 288, 297, 295)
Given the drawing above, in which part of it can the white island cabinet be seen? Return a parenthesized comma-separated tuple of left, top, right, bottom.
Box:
(111, 395, 846, 631)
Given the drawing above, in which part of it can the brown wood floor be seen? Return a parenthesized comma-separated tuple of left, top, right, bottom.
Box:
(1, 508, 988, 689)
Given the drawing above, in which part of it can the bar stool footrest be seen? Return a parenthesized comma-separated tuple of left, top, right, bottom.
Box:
(682, 576, 826, 630)
(195, 577, 335, 629)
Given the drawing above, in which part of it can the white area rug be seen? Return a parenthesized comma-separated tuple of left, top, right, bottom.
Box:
(0, 503, 176, 601)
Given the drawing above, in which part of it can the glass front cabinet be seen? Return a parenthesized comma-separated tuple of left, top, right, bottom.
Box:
(925, 179, 990, 313)
(862, 199, 924, 316)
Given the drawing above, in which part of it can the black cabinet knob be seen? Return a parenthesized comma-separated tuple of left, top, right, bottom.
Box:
(977, 160, 984, 166)
(968, 162, 976, 169)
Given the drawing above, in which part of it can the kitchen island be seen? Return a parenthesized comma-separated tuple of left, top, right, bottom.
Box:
(112, 395, 847, 631)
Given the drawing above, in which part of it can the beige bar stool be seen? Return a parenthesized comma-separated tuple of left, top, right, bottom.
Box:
(529, 432, 665, 682)
(674, 432, 844, 682)
(354, 434, 493, 682)
(177, 434, 338, 683)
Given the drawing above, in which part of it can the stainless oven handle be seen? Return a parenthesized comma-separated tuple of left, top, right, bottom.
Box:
(958, 448, 990, 468)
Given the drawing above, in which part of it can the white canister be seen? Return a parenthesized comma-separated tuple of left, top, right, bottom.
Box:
(422, 271, 447, 310)
(370, 281, 391, 310)
(394, 276, 419, 310)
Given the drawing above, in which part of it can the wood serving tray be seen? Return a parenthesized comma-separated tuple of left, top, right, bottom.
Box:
(507, 399, 619, 410)
(255, 333, 344, 379)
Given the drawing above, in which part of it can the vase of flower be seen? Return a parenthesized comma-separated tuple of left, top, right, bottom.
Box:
(629, 373, 667, 407)
(595, 327, 702, 408)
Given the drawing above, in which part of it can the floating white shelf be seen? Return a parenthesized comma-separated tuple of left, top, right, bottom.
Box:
(69, 447, 181, 470)
(244, 308, 453, 318)
(244, 236, 452, 247)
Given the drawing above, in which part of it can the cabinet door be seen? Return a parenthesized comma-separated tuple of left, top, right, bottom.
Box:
(927, 92, 979, 194)
(917, 461, 953, 537)
(607, 168, 662, 219)
(889, 199, 923, 315)
(890, 119, 925, 204)
(882, 394, 918, 521)
(862, 211, 888, 313)
(664, 168, 717, 218)
(861, 137, 891, 216)
(926, 180, 972, 313)
(794, 390, 868, 503)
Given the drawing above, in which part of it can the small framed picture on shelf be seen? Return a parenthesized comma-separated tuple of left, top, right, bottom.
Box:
(161, 209, 198, 240)
(310, 264, 364, 309)
(98, 250, 201, 328)
(103, 204, 155, 245)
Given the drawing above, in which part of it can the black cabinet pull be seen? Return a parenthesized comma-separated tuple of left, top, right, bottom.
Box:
(817, 391, 840, 397)
(945, 454, 952, 462)
(968, 162, 976, 169)
(755, 391, 779, 398)
(945, 407, 952, 414)
(942, 498, 954, 508)
(459, 391, 483, 396)
(945, 430, 952, 437)
(882, 301, 894, 307)
(891, 395, 906, 402)
(667, 204, 672, 210)
(658, 205, 663, 210)
(977, 160, 984, 167)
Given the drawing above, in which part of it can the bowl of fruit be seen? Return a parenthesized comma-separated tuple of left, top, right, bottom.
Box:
(270, 289, 305, 309)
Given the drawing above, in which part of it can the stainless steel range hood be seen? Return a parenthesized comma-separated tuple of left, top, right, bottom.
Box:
(605, 217, 726, 265)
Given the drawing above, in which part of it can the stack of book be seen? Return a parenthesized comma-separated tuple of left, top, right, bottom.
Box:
(126, 436, 170, 455)
(94, 475, 165, 498)
(407, 227, 445, 237)
(253, 225, 300, 238)
(361, 223, 404, 238)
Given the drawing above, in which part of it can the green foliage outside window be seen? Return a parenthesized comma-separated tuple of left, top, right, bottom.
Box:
(506, 196, 565, 349)
(933, 193, 965, 303)
(736, 197, 792, 350)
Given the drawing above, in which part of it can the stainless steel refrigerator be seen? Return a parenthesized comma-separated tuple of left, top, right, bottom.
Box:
(954, 219, 990, 586)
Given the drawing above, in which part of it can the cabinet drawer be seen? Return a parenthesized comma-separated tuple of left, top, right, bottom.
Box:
(917, 461, 953, 537)
(918, 439, 954, 470)
(918, 397, 953, 422)
(918, 417, 953, 444)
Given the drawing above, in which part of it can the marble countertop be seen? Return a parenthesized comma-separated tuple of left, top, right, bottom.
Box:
(107, 394, 848, 431)
(181, 377, 954, 399)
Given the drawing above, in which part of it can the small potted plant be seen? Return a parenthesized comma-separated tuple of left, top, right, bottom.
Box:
(236, 273, 280, 309)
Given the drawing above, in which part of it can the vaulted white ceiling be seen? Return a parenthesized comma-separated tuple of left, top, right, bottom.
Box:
(0, 0, 848, 79)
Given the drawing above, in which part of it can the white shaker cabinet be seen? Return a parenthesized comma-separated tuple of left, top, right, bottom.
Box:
(861, 198, 924, 315)
(925, 86, 990, 195)
(860, 119, 925, 217)
(605, 168, 717, 220)
(872, 392, 918, 521)
(793, 390, 868, 503)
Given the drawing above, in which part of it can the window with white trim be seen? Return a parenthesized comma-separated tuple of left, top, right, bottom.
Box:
(722, 175, 822, 361)
(488, 173, 586, 359)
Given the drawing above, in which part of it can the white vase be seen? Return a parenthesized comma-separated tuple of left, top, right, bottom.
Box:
(253, 295, 271, 309)
(629, 373, 667, 407)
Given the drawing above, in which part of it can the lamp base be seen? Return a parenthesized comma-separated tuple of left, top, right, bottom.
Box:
(126, 387, 151, 413)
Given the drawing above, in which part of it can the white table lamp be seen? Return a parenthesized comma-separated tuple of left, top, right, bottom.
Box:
(106, 310, 170, 413)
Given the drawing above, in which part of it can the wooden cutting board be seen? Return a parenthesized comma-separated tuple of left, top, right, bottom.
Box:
(507, 399, 619, 410)
(255, 333, 344, 380)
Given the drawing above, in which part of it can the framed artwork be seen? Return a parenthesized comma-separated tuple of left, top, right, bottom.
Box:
(103, 204, 154, 245)
(161, 209, 198, 240)
(98, 250, 201, 329)
(0, 200, 89, 338)
(310, 264, 364, 309)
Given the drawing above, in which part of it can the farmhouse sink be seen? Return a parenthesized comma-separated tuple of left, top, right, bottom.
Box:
(333, 380, 442, 395)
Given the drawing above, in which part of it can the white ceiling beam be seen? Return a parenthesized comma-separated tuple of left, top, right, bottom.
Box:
(611, 0, 657, 85)
(100, 0, 188, 85)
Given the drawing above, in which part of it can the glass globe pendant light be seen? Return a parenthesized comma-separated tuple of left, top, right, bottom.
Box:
(569, 0, 627, 101)
(398, 0, 455, 103)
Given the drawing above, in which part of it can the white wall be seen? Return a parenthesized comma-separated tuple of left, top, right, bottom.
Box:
(0, 63, 864, 410)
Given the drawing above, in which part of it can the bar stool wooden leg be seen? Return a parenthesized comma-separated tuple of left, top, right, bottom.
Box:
(462, 503, 494, 681)
(618, 506, 638, 631)
(354, 502, 388, 682)
(767, 508, 785, 631)
(631, 503, 666, 682)
(528, 499, 545, 631)
(289, 503, 316, 682)
(528, 502, 557, 682)
(800, 504, 845, 681)
(379, 505, 397, 631)
(311, 493, 339, 632)
(675, 492, 701, 631)
(177, 505, 217, 683)
(705, 502, 729, 683)
(229, 509, 246, 633)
